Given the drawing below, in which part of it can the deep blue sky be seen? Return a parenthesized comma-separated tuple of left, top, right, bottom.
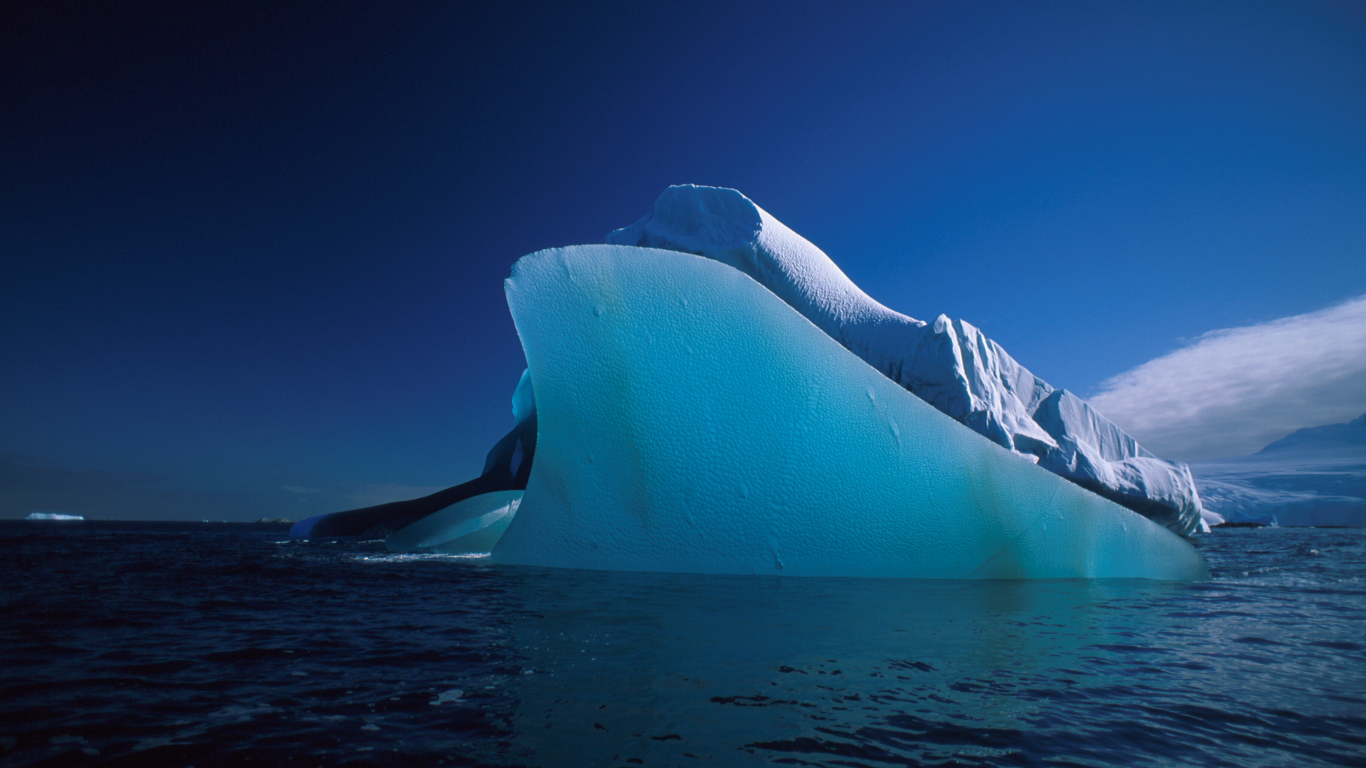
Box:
(3, 1, 1364, 520)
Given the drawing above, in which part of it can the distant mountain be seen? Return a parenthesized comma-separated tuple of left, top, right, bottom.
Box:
(1190, 414, 1366, 527)
(1256, 414, 1366, 457)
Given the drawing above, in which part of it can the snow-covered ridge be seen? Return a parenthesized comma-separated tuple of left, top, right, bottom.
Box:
(608, 185, 1203, 537)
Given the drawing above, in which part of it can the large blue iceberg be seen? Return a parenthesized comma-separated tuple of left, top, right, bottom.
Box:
(300, 186, 1208, 579)
(493, 243, 1206, 579)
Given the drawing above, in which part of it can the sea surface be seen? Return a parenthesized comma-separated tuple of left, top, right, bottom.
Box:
(1, 521, 1363, 768)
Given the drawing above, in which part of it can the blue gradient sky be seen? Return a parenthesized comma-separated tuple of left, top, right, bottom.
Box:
(3, 1, 1364, 520)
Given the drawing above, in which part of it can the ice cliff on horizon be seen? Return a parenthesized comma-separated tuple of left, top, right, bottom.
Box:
(607, 185, 1203, 537)
(1192, 413, 1366, 527)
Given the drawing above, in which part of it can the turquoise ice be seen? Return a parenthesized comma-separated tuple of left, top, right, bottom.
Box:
(493, 245, 1207, 579)
(386, 490, 521, 555)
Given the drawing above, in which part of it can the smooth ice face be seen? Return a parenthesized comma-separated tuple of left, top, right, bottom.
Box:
(608, 185, 1203, 537)
(386, 491, 521, 555)
(494, 245, 1207, 579)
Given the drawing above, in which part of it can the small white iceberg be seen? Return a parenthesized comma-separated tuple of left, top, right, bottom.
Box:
(26, 512, 85, 521)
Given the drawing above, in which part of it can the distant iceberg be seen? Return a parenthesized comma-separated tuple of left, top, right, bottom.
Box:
(26, 512, 84, 521)
(493, 244, 1207, 579)
(607, 186, 1203, 538)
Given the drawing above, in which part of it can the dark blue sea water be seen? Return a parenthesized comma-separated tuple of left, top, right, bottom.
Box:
(2, 522, 1363, 768)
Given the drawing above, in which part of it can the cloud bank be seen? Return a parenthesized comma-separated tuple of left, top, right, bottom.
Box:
(1088, 294, 1366, 462)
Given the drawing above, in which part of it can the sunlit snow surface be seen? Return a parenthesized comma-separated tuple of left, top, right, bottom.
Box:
(494, 245, 1205, 579)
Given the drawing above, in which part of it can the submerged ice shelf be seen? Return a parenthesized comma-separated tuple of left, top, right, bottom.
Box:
(493, 245, 1207, 579)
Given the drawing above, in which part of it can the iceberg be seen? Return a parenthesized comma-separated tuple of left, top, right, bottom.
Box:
(25, 512, 84, 521)
(492, 244, 1207, 579)
(607, 186, 1203, 537)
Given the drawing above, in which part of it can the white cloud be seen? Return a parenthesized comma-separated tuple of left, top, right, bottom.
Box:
(1088, 294, 1366, 461)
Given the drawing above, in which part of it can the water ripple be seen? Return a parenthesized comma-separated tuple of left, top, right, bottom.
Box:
(0, 522, 1362, 766)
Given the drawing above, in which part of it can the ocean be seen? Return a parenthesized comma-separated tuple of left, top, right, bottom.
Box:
(1, 521, 1362, 767)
